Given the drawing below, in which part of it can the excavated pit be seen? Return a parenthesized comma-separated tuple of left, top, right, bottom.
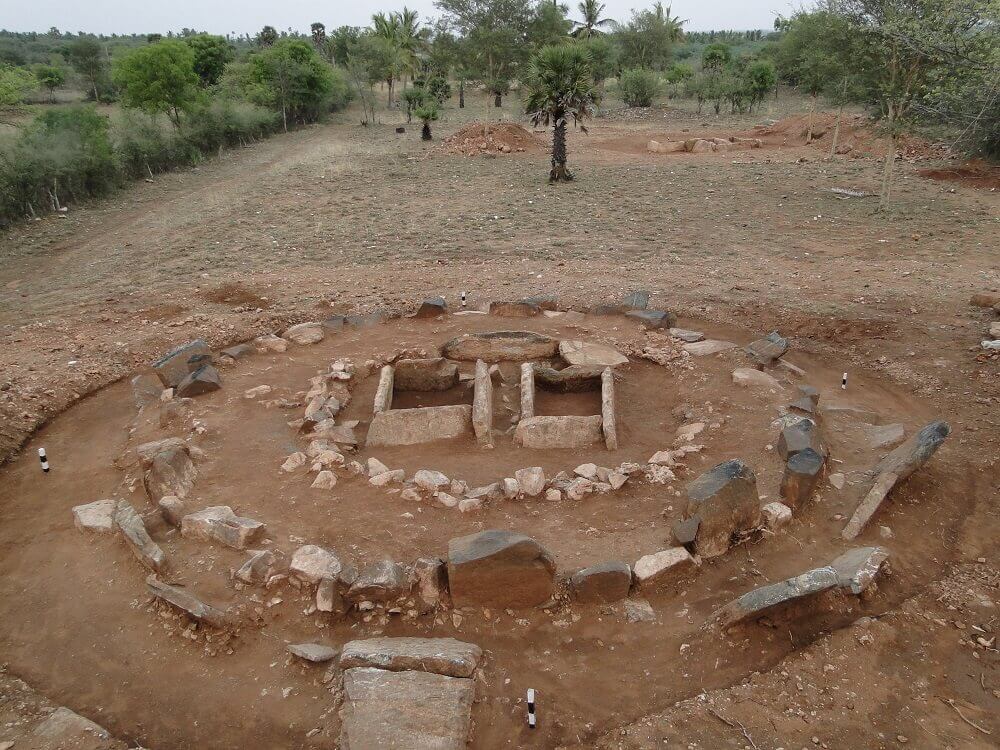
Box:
(0, 302, 965, 749)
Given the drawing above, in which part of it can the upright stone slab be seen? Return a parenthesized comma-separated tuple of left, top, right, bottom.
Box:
(346, 560, 411, 604)
(622, 290, 650, 310)
(601, 367, 619, 450)
(745, 331, 789, 365)
(777, 419, 823, 460)
(447, 529, 556, 608)
(340, 668, 475, 750)
(534, 364, 603, 392)
(684, 459, 761, 558)
(514, 415, 603, 449)
(142, 441, 196, 502)
(780, 448, 825, 509)
(372, 365, 394, 414)
(151, 339, 211, 388)
(520, 362, 535, 420)
(175, 364, 222, 397)
(441, 331, 557, 362)
(634, 548, 697, 591)
(367, 405, 473, 447)
(340, 637, 483, 678)
(472, 360, 493, 446)
(394, 358, 459, 391)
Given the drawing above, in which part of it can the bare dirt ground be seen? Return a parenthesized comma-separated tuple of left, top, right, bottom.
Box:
(0, 95, 998, 748)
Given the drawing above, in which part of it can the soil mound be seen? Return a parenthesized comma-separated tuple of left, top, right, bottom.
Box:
(918, 160, 1000, 191)
(753, 112, 944, 159)
(442, 122, 543, 156)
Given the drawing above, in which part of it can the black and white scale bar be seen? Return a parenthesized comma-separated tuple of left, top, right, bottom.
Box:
(38, 448, 50, 473)
(527, 688, 536, 728)
(461, 291, 467, 308)
(842, 372, 848, 389)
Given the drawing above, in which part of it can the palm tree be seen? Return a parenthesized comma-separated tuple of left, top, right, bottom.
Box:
(574, 0, 612, 38)
(524, 45, 598, 183)
(654, 3, 687, 43)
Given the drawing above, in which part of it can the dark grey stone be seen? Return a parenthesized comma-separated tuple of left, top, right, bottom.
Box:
(175, 364, 222, 398)
(780, 447, 825, 509)
(414, 296, 447, 319)
(715, 566, 839, 628)
(447, 530, 556, 608)
(871, 420, 950, 481)
(622, 290, 650, 310)
(152, 339, 212, 388)
(685, 460, 760, 558)
(346, 560, 411, 604)
(777, 419, 823, 460)
(745, 331, 789, 365)
(570, 561, 632, 603)
(147, 575, 230, 628)
(829, 546, 890, 594)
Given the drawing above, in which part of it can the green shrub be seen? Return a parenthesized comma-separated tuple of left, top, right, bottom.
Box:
(618, 69, 660, 108)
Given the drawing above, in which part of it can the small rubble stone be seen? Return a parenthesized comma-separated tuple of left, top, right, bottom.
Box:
(394, 358, 459, 391)
(559, 340, 629, 367)
(340, 637, 482, 678)
(141, 440, 196, 501)
(370, 469, 405, 486)
(288, 643, 339, 663)
(347, 560, 411, 604)
(458, 497, 483, 513)
(316, 578, 341, 612)
(745, 331, 789, 365)
(761, 501, 793, 531)
(514, 467, 546, 497)
(147, 575, 229, 628)
(574, 463, 599, 479)
(570, 561, 632, 603)
(31, 706, 116, 745)
(447, 530, 556, 608)
(72, 499, 117, 534)
(633, 548, 696, 591)
(115, 500, 165, 572)
(414, 296, 447, 319)
(367, 457, 390, 476)
(290, 545, 342, 584)
(685, 459, 761, 558)
(311, 470, 338, 489)
(283, 322, 325, 345)
(414, 469, 450, 492)
(175, 364, 221, 397)
(625, 309, 676, 329)
(413, 557, 448, 610)
(501, 477, 520, 498)
(282, 452, 307, 472)
(564, 477, 595, 500)
(436, 491, 459, 508)
(152, 339, 212, 388)
(545, 488, 561, 501)
(244, 385, 272, 399)
(181, 506, 265, 550)
(131, 372, 164, 408)
(624, 598, 656, 623)
(671, 516, 700, 546)
(780, 448, 826, 509)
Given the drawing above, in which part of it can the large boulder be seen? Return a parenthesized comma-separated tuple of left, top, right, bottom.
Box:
(570, 561, 632, 603)
(684, 459, 761, 558)
(441, 330, 557, 362)
(514, 415, 603, 449)
(340, 668, 475, 750)
(180, 506, 265, 550)
(340, 637, 482, 678)
(151, 339, 211, 388)
(367, 405, 473, 447)
(447, 530, 556, 608)
(394, 358, 459, 391)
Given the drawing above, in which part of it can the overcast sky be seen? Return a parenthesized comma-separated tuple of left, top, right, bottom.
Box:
(5, 1, 790, 36)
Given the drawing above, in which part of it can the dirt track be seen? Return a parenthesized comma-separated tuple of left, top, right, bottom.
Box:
(0, 99, 998, 747)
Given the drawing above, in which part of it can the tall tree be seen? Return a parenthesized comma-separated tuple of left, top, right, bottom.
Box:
(185, 34, 233, 87)
(523, 44, 597, 182)
(614, 2, 686, 70)
(573, 0, 612, 38)
(311, 23, 327, 50)
(66, 37, 106, 101)
(256, 25, 278, 48)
